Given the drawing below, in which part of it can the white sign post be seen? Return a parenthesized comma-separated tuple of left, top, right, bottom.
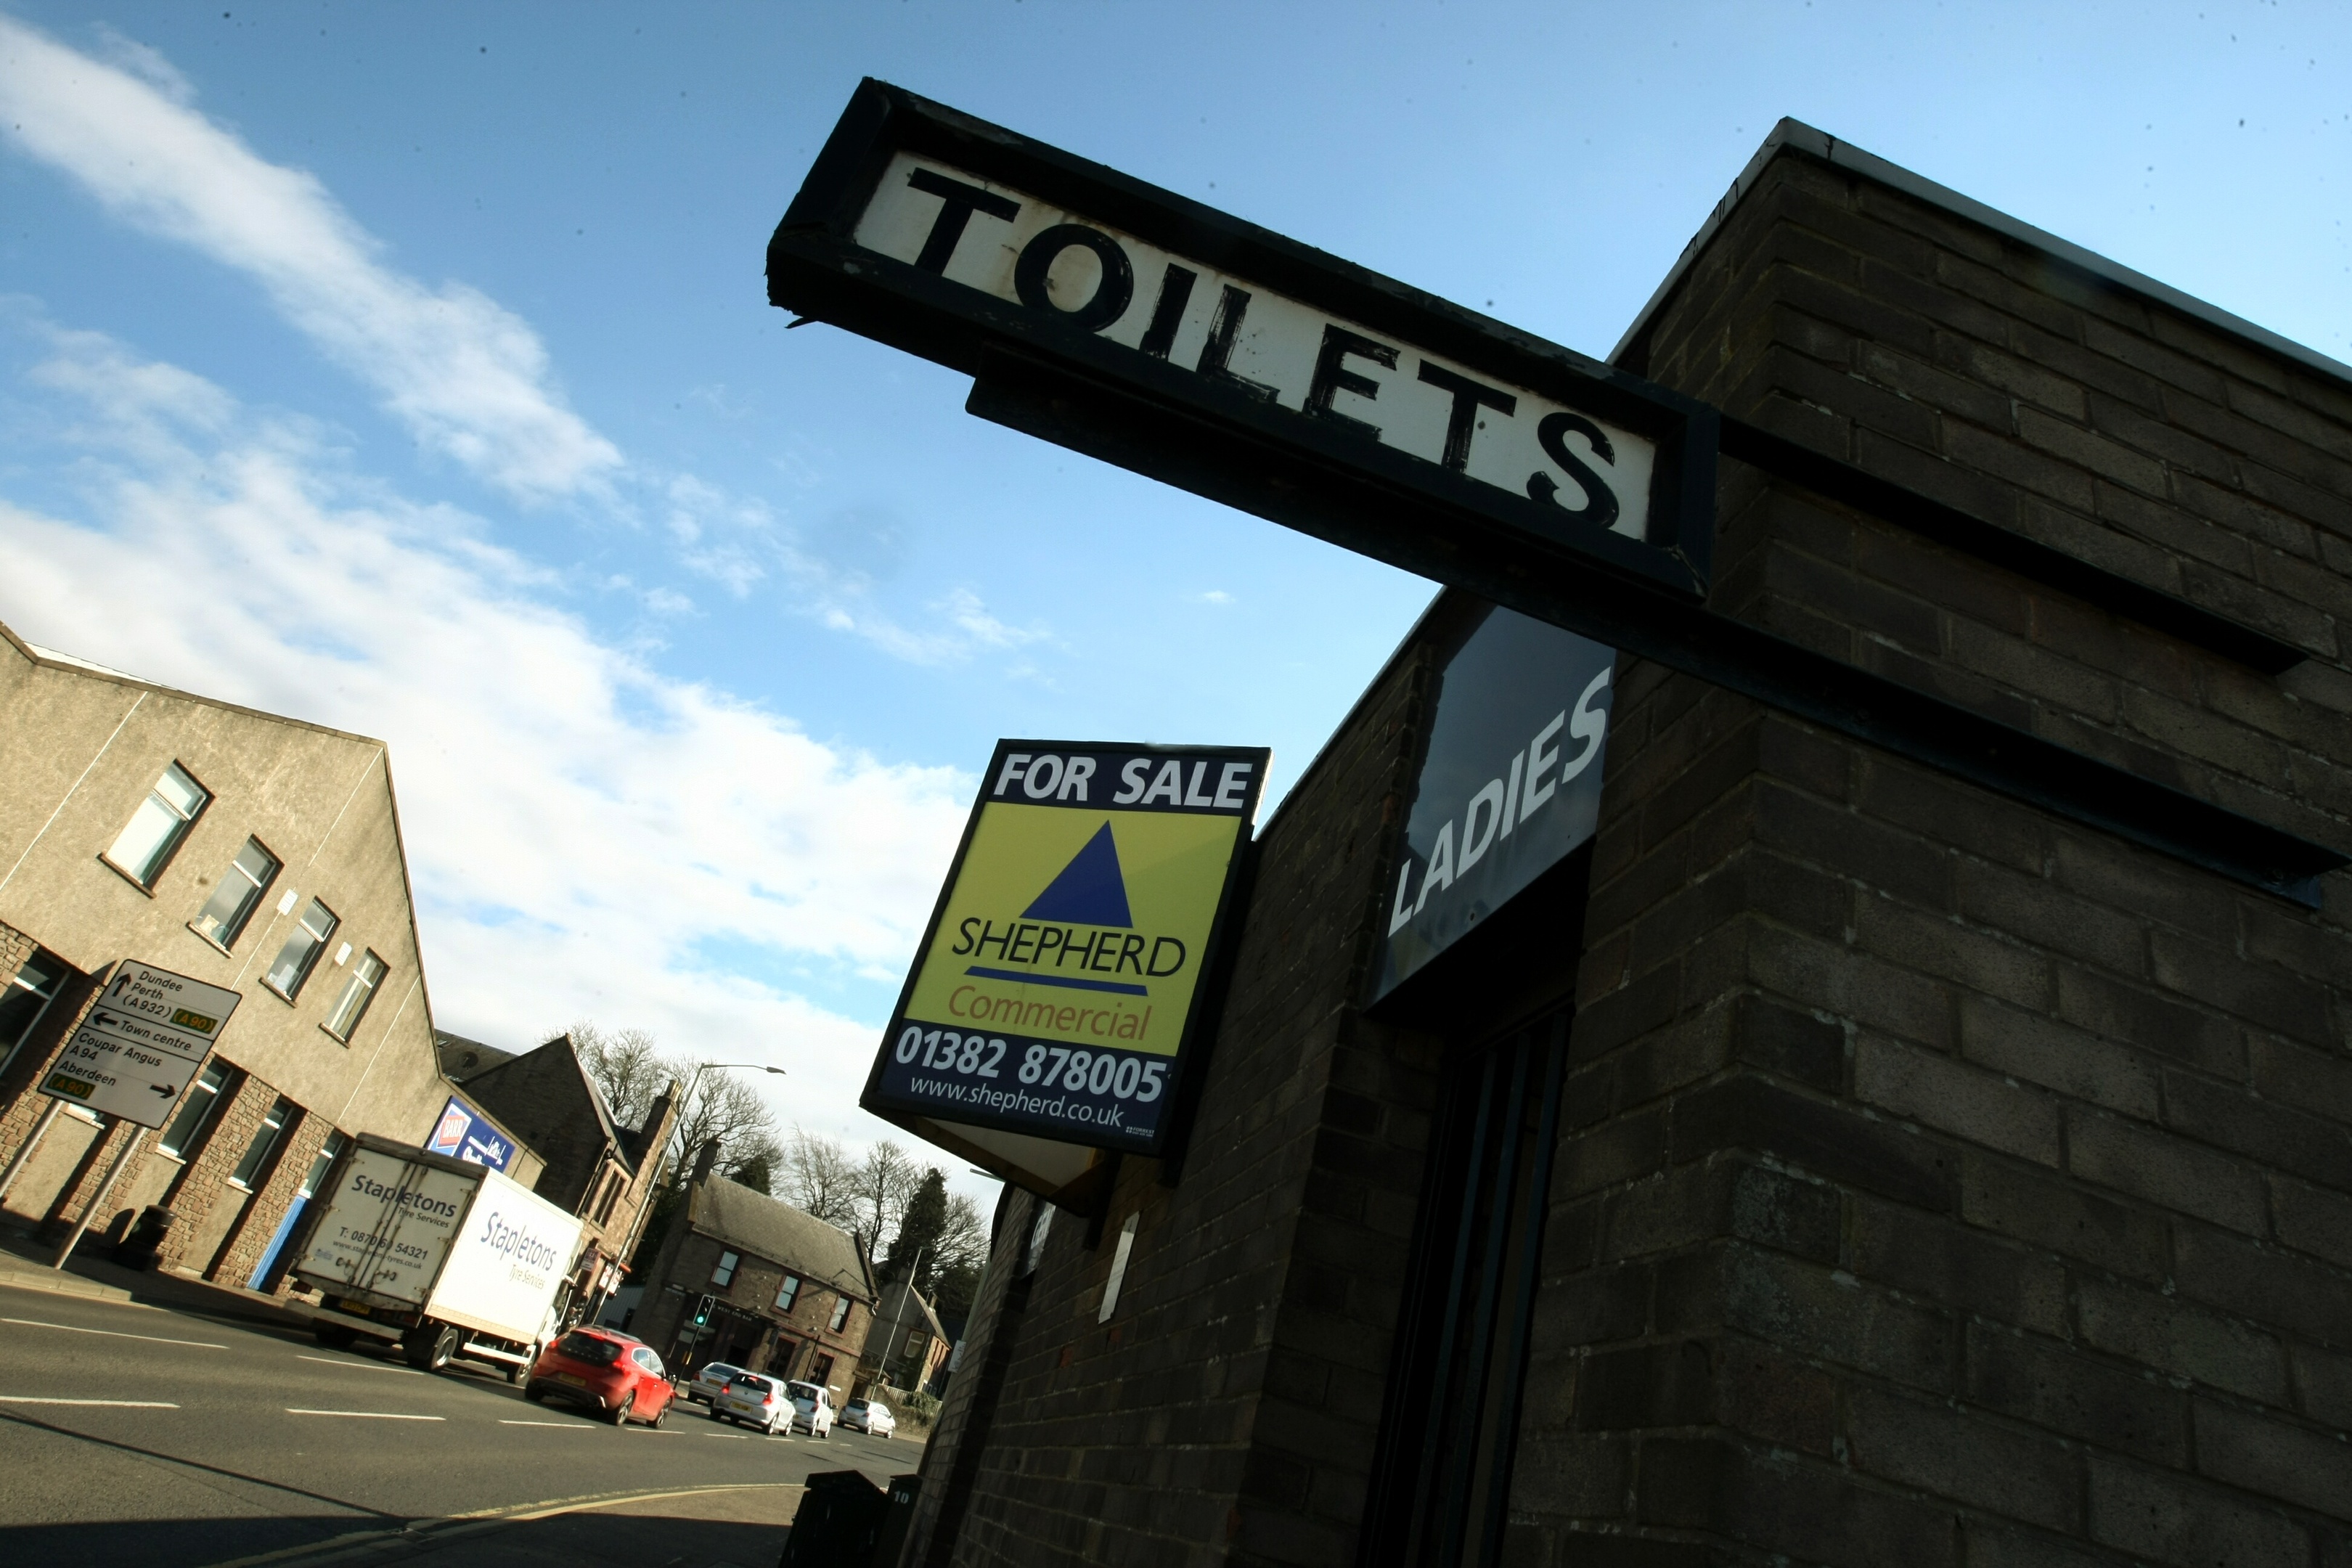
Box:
(40, 962, 241, 1128)
(45, 962, 242, 1270)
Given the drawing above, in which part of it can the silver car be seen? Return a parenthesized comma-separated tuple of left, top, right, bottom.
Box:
(684, 1361, 744, 1405)
(713, 1371, 793, 1435)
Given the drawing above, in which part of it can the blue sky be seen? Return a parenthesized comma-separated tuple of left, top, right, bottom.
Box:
(4, 1, 2348, 1175)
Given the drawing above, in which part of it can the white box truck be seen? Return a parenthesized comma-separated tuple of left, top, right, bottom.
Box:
(289, 1133, 587, 1378)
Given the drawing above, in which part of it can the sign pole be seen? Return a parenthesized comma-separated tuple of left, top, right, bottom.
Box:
(51, 1124, 148, 1270)
(0, 1098, 65, 1206)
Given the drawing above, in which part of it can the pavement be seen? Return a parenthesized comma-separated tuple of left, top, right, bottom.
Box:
(0, 1243, 920, 1567)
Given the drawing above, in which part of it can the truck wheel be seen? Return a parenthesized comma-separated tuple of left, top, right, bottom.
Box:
(405, 1323, 459, 1371)
(505, 1347, 533, 1386)
(312, 1322, 359, 1350)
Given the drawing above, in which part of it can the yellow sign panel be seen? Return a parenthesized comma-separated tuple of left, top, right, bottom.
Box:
(865, 741, 1268, 1164)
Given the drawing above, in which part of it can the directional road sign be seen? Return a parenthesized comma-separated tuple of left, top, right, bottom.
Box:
(40, 961, 242, 1128)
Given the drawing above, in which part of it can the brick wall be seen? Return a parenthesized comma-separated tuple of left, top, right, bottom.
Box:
(211, 1106, 332, 1292)
(0, 931, 101, 1186)
(940, 644, 1442, 1568)
(1506, 150, 2352, 1564)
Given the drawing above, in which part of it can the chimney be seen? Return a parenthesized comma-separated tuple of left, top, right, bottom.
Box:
(691, 1137, 720, 1184)
(638, 1077, 684, 1169)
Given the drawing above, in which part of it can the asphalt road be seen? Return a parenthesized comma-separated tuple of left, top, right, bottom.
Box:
(0, 1279, 919, 1567)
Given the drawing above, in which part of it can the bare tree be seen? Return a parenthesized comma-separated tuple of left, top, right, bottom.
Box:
(570, 1022, 670, 1129)
(671, 1065, 783, 1184)
(852, 1140, 920, 1257)
(780, 1126, 862, 1230)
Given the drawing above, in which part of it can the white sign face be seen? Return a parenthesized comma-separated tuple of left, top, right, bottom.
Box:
(852, 153, 1658, 542)
(39, 962, 242, 1128)
(297, 1146, 478, 1307)
(427, 1167, 586, 1343)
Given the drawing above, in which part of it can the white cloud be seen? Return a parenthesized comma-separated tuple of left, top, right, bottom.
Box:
(0, 13, 621, 503)
(1196, 589, 1236, 605)
(0, 326, 973, 1148)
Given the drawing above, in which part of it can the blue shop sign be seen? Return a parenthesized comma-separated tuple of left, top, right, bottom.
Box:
(1373, 605, 1616, 1000)
(428, 1095, 516, 1172)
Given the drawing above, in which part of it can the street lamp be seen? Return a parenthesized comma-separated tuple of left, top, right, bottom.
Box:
(607, 1059, 788, 1295)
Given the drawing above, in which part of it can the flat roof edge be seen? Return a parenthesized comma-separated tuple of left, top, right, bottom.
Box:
(1610, 118, 2352, 393)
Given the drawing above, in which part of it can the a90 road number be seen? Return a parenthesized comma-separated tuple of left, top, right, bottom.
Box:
(892, 1025, 1167, 1103)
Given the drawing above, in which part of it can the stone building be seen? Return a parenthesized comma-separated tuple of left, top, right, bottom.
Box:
(858, 1275, 952, 1397)
(451, 1032, 679, 1325)
(0, 623, 519, 1288)
(630, 1146, 878, 1399)
(894, 121, 2352, 1567)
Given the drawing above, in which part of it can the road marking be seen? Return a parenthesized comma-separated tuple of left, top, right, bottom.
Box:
(285, 1408, 444, 1421)
(499, 1418, 587, 1428)
(198, 1482, 805, 1567)
(4, 1315, 225, 1349)
(293, 1354, 420, 1375)
(0, 1395, 181, 1407)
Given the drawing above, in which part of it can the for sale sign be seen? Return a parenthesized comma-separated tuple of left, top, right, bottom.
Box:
(864, 741, 1266, 1172)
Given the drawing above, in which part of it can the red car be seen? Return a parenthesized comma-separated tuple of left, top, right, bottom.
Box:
(523, 1328, 677, 1426)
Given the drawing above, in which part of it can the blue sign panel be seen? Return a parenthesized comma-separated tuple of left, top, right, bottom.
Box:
(1374, 606, 1616, 1000)
(427, 1095, 517, 1173)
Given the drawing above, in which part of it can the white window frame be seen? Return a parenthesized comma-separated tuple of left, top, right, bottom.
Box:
(711, 1249, 739, 1286)
(229, 1095, 295, 1191)
(0, 950, 67, 1080)
(264, 898, 339, 1001)
(191, 838, 280, 950)
(105, 762, 208, 887)
(828, 1296, 852, 1334)
(322, 950, 386, 1040)
(775, 1273, 804, 1313)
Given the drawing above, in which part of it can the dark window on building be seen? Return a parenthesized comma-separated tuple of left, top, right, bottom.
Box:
(828, 1296, 852, 1334)
(264, 898, 338, 1000)
(230, 1096, 295, 1190)
(299, 1130, 348, 1198)
(323, 950, 385, 1039)
(106, 762, 207, 885)
(809, 1352, 834, 1389)
(160, 1062, 232, 1160)
(0, 950, 67, 1078)
(192, 838, 279, 948)
(1361, 1008, 1569, 1568)
(711, 1249, 739, 1286)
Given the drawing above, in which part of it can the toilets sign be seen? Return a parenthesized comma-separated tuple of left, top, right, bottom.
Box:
(769, 81, 1718, 604)
(865, 740, 1267, 1159)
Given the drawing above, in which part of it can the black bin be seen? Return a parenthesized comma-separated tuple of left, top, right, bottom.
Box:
(777, 1469, 888, 1568)
(114, 1206, 176, 1271)
(869, 1474, 920, 1568)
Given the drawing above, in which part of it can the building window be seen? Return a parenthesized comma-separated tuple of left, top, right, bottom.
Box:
(711, 1249, 739, 1287)
(264, 898, 338, 1000)
(0, 950, 67, 1079)
(299, 1130, 348, 1198)
(322, 950, 385, 1040)
(105, 762, 208, 886)
(192, 838, 279, 949)
(828, 1296, 852, 1334)
(230, 1096, 295, 1190)
(159, 1063, 231, 1159)
(774, 1274, 802, 1313)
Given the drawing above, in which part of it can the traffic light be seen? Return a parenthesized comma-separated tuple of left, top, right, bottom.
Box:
(693, 1294, 713, 1328)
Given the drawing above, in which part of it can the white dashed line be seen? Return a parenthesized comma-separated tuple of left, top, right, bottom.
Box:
(0, 1395, 180, 1408)
(294, 1354, 421, 1375)
(4, 1316, 226, 1349)
(285, 1408, 444, 1421)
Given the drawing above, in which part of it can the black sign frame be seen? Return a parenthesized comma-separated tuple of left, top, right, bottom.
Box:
(767, 78, 1720, 601)
(859, 739, 1267, 1199)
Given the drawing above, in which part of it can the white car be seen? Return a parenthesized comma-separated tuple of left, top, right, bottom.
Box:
(712, 1371, 793, 1435)
(785, 1379, 835, 1438)
(684, 1361, 745, 1405)
(840, 1397, 895, 1437)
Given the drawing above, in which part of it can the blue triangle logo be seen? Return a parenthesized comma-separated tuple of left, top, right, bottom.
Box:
(1021, 822, 1132, 928)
